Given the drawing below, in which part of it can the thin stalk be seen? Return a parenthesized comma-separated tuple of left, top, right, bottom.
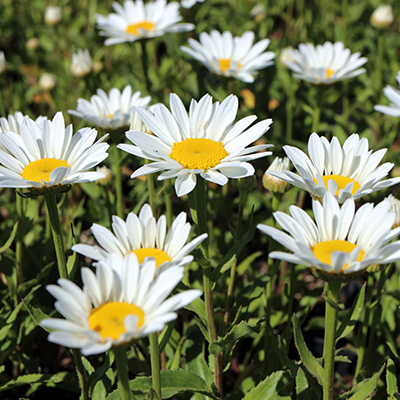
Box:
(341, 0, 348, 44)
(190, 180, 223, 395)
(224, 188, 247, 330)
(102, 184, 113, 227)
(71, 350, 89, 400)
(140, 40, 151, 93)
(149, 332, 161, 399)
(285, 78, 294, 143)
(111, 145, 124, 218)
(311, 88, 323, 133)
(114, 348, 132, 400)
(284, 264, 296, 355)
(376, 32, 384, 95)
(164, 180, 173, 227)
(16, 193, 24, 291)
(322, 281, 341, 400)
(146, 167, 156, 215)
(44, 193, 68, 279)
(354, 273, 374, 379)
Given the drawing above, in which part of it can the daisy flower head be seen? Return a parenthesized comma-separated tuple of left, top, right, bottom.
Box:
(40, 253, 201, 355)
(118, 93, 273, 197)
(68, 85, 151, 130)
(257, 192, 400, 280)
(283, 41, 367, 84)
(96, 0, 194, 46)
(374, 71, 400, 117)
(72, 203, 207, 270)
(180, 31, 275, 83)
(271, 132, 400, 203)
(0, 112, 109, 190)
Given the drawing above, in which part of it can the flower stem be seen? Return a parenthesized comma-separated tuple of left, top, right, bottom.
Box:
(285, 78, 294, 143)
(284, 263, 296, 355)
(44, 193, 68, 280)
(190, 180, 223, 395)
(139, 40, 151, 93)
(71, 350, 89, 400)
(149, 332, 161, 399)
(354, 273, 374, 379)
(16, 193, 24, 296)
(114, 348, 132, 400)
(164, 179, 173, 227)
(146, 164, 156, 215)
(111, 145, 124, 218)
(322, 281, 341, 400)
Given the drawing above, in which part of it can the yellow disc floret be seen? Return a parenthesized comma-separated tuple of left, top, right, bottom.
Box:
(325, 68, 334, 79)
(21, 158, 71, 183)
(316, 175, 361, 196)
(88, 301, 145, 341)
(169, 138, 228, 171)
(218, 58, 242, 73)
(126, 21, 155, 35)
(132, 248, 171, 269)
(312, 240, 365, 271)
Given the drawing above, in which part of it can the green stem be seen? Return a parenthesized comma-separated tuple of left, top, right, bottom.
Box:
(284, 263, 296, 356)
(111, 145, 124, 218)
(341, 0, 348, 44)
(377, 32, 384, 95)
(102, 184, 113, 227)
(71, 350, 89, 400)
(44, 193, 67, 280)
(114, 348, 132, 400)
(149, 332, 161, 399)
(164, 179, 173, 227)
(189, 180, 223, 395)
(140, 40, 151, 93)
(146, 168, 156, 215)
(354, 273, 374, 379)
(285, 78, 294, 143)
(16, 193, 24, 292)
(322, 281, 341, 400)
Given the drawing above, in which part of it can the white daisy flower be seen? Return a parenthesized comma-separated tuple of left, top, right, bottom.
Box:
(258, 192, 400, 277)
(96, 0, 194, 46)
(118, 93, 273, 197)
(0, 112, 47, 134)
(270, 132, 400, 203)
(374, 71, 400, 117)
(41, 254, 201, 355)
(181, 31, 275, 83)
(68, 85, 151, 130)
(0, 112, 109, 189)
(283, 41, 367, 85)
(262, 156, 290, 193)
(72, 203, 207, 270)
(181, 0, 205, 9)
(71, 49, 93, 78)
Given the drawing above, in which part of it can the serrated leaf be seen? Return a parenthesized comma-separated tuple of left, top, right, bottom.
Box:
(23, 301, 50, 332)
(243, 371, 283, 400)
(106, 370, 214, 400)
(346, 364, 385, 400)
(296, 367, 314, 400)
(209, 320, 261, 356)
(293, 314, 323, 384)
(386, 358, 398, 398)
(336, 283, 365, 342)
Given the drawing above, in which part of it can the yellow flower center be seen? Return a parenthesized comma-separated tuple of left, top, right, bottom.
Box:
(218, 58, 242, 73)
(169, 138, 228, 171)
(88, 301, 145, 341)
(21, 158, 71, 183)
(325, 68, 334, 79)
(126, 21, 155, 35)
(316, 175, 361, 196)
(312, 240, 365, 271)
(131, 248, 171, 268)
(107, 114, 114, 119)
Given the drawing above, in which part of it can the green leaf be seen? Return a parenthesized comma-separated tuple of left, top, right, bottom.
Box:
(386, 358, 398, 398)
(243, 371, 283, 400)
(23, 301, 50, 332)
(346, 364, 385, 400)
(159, 321, 175, 353)
(0, 221, 18, 253)
(67, 251, 78, 281)
(106, 370, 214, 400)
(209, 320, 261, 356)
(293, 314, 323, 384)
(336, 283, 366, 342)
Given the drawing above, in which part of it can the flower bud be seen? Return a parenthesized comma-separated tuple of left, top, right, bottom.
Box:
(71, 49, 92, 78)
(370, 4, 393, 28)
(45, 6, 62, 25)
(38, 73, 56, 90)
(0, 52, 5, 74)
(262, 157, 290, 193)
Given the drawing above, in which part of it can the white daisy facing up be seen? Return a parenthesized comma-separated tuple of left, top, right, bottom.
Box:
(283, 41, 367, 85)
(270, 132, 400, 203)
(258, 192, 400, 278)
(0, 112, 109, 189)
(68, 85, 151, 130)
(72, 203, 207, 270)
(181, 31, 275, 83)
(41, 253, 201, 355)
(374, 71, 400, 117)
(96, 0, 194, 46)
(118, 93, 273, 197)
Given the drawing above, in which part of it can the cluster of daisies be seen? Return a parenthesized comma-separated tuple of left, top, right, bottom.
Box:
(1, 0, 400, 356)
